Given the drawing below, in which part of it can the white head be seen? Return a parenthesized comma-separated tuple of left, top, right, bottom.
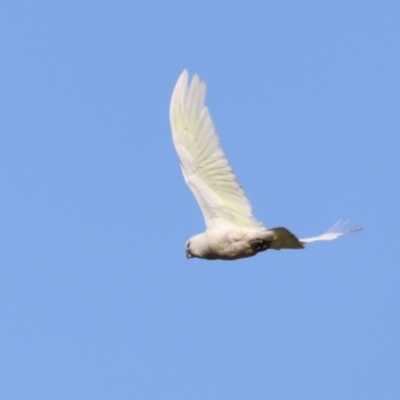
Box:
(185, 233, 208, 259)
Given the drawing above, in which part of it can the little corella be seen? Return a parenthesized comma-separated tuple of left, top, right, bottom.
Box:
(169, 70, 362, 260)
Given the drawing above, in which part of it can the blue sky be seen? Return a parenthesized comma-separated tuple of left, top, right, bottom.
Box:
(1, 1, 399, 399)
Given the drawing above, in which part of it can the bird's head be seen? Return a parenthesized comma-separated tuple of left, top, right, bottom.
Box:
(185, 240, 194, 259)
(185, 234, 206, 259)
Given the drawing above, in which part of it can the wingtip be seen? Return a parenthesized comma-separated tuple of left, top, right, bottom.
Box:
(176, 69, 189, 89)
(170, 69, 190, 117)
(180, 68, 189, 80)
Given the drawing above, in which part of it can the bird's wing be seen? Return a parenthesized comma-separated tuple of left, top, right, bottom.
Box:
(300, 220, 363, 244)
(169, 70, 263, 230)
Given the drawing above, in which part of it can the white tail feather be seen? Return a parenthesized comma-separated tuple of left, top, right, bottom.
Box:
(300, 220, 363, 244)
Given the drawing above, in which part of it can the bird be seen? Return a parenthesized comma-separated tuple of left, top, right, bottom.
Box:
(169, 70, 362, 260)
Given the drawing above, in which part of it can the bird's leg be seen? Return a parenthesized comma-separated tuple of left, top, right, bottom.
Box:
(249, 238, 271, 253)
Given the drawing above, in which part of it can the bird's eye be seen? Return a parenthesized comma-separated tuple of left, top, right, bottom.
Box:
(186, 242, 191, 250)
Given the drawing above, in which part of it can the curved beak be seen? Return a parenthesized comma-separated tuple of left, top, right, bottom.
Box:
(186, 250, 193, 259)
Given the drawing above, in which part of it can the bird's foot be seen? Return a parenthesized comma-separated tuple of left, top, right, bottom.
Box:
(249, 239, 271, 253)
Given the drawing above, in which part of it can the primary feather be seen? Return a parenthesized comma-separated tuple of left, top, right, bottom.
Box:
(169, 70, 263, 230)
(300, 220, 363, 244)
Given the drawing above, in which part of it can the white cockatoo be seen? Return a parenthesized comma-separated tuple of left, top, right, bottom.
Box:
(169, 70, 362, 260)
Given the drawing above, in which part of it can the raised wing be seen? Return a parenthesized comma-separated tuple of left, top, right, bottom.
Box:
(300, 220, 363, 244)
(169, 70, 263, 230)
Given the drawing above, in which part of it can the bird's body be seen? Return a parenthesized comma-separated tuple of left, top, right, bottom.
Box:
(169, 70, 361, 260)
(186, 227, 304, 260)
(187, 228, 259, 260)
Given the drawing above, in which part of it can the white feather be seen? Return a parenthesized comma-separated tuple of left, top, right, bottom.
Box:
(169, 70, 264, 230)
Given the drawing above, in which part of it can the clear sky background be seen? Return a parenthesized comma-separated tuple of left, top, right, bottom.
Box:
(1, 1, 399, 399)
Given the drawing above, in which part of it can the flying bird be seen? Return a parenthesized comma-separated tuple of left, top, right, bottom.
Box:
(169, 70, 362, 260)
